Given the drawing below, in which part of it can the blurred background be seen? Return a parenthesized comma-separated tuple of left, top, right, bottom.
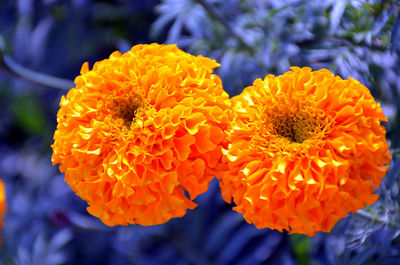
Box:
(0, 0, 400, 264)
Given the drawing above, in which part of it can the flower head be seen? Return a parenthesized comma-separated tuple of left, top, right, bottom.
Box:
(52, 44, 230, 226)
(0, 180, 5, 229)
(220, 67, 391, 236)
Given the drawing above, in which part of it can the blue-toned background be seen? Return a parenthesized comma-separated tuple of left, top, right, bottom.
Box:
(0, 1, 400, 264)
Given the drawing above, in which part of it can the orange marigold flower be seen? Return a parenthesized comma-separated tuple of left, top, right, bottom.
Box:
(51, 44, 230, 226)
(220, 67, 392, 236)
(0, 180, 5, 230)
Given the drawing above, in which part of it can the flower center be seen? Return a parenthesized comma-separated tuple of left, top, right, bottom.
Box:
(270, 111, 325, 143)
(113, 94, 144, 128)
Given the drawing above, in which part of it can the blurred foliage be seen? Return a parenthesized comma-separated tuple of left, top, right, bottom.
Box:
(0, 0, 399, 264)
(290, 235, 310, 265)
(11, 94, 47, 137)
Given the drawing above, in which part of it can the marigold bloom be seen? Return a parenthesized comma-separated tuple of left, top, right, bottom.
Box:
(52, 44, 230, 226)
(0, 180, 5, 230)
(220, 67, 391, 236)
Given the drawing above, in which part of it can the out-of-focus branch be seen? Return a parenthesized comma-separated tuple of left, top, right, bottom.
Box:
(194, 0, 251, 51)
(355, 210, 400, 230)
(68, 212, 114, 232)
(295, 35, 387, 51)
(0, 52, 73, 90)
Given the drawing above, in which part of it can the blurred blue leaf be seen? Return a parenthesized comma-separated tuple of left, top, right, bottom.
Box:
(215, 225, 265, 264)
(372, 6, 393, 36)
(49, 229, 73, 252)
(31, 17, 53, 65)
(167, 14, 184, 44)
(151, 11, 178, 39)
(17, 0, 34, 16)
(204, 211, 242, 255)
(330, 0, 347, 32)
(349, 247, 375, 265)
(391, 13, 400, 52)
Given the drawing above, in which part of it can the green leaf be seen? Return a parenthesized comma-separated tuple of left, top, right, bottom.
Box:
(290, 234, 310, 265)
(11, 95, 47, 136)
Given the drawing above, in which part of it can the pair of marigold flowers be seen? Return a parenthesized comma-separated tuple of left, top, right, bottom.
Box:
(51, 43, 391, 236)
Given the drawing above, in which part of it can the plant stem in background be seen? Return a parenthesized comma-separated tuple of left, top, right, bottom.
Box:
(354, 210, 399, 230)
(0, 54, 73, 90)
(194, 0, 251, 51)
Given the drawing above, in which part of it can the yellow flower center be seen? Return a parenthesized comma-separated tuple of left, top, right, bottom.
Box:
(112, 93, 144, 128)
(268, 111, 327, 144)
